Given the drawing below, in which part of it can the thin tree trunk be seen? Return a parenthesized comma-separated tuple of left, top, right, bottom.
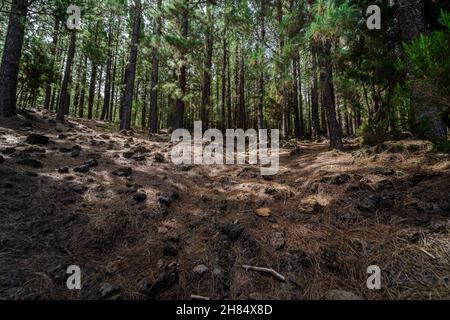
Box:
(226, 41, 232, 129)
(56, 31, 77, 122)
(310, 45, 320, 138)
(101, 23, 113, 121)
(120, 0, 142, 130)
(318, 40, 343, 150)
(141, 78, 147, 128)
(171, 7, 188, 130)
(238, 50, 246, 130)
(256, 0, 265, 129)
(293, 53, 301, 138)
(78, 55, 87, 118)
(277, 0, 289, 137)
(72, 55, 83, 116)
(149, 0, 162, 133)
(87, 62, 97, 119)
(234, 45, 239, 128)
(109, 57, 117, 122)
(95, 65, 104, 118)
(118, 56, 127, 122)
(44, 18, 60, 110)
(50, 41, 65, 112)
(297, 52, 305, 137)
(221, 36, 227, 131)
(201, 0, 214, 130)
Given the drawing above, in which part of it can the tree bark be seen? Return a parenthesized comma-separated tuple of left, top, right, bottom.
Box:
(78, 55, 87, 118)
(221, 36, 227, 131)
(293, 53, 302, 138)
(149, 0, 162, 133)
(72, 52, 83, 116)
(109, 56, 117, 122)
(310, 45, 320, 138)
(277, 0, 289, 137)
(201, 0, 214, 130)
(238, 51, 246, 130)
(256, 0, 266, 129)
(95, 65, 104, 117)
(120, 0, 141, 130)
(297, 52, 305, 137)
(226, 40, 232, 129)
(171, 7, 188, 130)
(0, 0, 28, 117)
(318, 40, 343, 150)
(141, 79, 147, 128)
(56, 31, 77, 122)
(234, 45, 239, 128)
(44, 17, 60, 110)
(87, 62, 97, 119)
(101, 23, 113, 121)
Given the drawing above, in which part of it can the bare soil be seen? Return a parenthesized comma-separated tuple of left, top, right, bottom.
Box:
(1, 109, 449, 300)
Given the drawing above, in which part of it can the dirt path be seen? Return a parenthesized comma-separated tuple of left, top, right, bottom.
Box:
(1, 110, 449, 300)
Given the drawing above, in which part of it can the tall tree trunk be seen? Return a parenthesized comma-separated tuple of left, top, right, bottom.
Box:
(226, 41, 232, 129)
(171, 7, 188, 130)
(396, 0, 448, 142)
(216, 67, 220, 127)
(50, 41, 65, 112)
(95, 65, 104, 117)
(318, 40, 343, 150)
(256, 0, 266, 129)
(221, 36, 228, 131)
(234, 45, 239, 128)
(109, 57, 117, 122)
(132, 80, 140, 126)
(56, 31, 77, 122)
(201, 0, 214, 130)
(238, 51, 246, 130)
(101, 23, 113, 121)
(310, 45, 320, 138)
(277, 0, 289, 137)
(44, 18, 60, 110)
(72, 55, 83, 116)
(306, 87, 312, 137)
(289, 0, 302, 138)
(55, 40, 68, 113)
(120, 0, 142, 130)
(118, 56, 127, 122)
(141, 79, 147, 128)
(78, 55, 87, 118)
(297, 52, 305, 137)
(0, 0, 28, 117)
(149, 0, 162, 133)
(293, 53, 302, 138)
(87, 62, 97, 119)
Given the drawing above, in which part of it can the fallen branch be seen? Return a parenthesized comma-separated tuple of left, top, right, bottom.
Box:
(242, 265, 286, 282)
(191, 294, 210, 300)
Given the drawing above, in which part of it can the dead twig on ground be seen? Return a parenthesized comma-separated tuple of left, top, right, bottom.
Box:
(191, 294, 210, 300)
(242, 265, 286, 282)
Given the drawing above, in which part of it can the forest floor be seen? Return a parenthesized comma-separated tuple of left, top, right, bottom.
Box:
(1, 109, 450, 300)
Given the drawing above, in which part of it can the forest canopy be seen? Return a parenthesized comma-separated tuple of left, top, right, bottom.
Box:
(0, 0, 449, 149)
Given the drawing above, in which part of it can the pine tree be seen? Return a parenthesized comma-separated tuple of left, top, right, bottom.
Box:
(0, 0, 30, 117)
